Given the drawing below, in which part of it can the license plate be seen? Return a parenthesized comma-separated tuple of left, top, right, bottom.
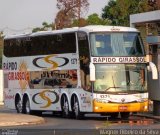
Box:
(119, 106, 128, 110)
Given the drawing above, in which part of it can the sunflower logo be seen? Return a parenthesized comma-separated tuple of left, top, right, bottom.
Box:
(18, 61, 29, 91)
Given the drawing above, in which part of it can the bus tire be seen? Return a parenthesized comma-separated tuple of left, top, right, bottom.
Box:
(73, 96, 84, 120)
(121, 112, 130, 119)
(23, 96, 31, 114)
(15, 95, 22, 113)
(61, 95, 70, 118)
(23, 96, 42, 115)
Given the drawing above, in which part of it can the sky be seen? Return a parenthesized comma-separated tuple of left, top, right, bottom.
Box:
(0, 0, 109, 35)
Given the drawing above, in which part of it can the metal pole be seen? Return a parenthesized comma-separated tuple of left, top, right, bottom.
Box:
(78, 0, 81, 27)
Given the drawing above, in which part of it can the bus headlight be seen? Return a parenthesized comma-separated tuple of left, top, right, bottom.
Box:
(95, 106, 99, 110)
(144, 105, 148, 110)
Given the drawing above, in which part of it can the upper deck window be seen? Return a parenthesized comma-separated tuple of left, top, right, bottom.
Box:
(4, 32, 76, 57)
(90, 32, 145, 57)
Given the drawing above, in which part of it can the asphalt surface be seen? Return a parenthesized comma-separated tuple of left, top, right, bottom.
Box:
(1, 104, 160, 127)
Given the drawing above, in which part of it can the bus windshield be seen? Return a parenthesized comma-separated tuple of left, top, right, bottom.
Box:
(90, 32, 145, 56)
(94, 64, 147, 93)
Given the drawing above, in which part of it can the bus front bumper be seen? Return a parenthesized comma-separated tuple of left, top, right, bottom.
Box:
(93, 100, 148, 113)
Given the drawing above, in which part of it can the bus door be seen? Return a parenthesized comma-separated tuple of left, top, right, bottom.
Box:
(77, 32, 91, 91)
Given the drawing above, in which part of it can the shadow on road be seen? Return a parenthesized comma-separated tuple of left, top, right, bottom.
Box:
(41, 111, 159, 126)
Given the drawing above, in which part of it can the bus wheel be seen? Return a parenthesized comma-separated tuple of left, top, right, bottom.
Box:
(121, 112, 130, 119)
(61, 95, 70, 118)
(73, 96, 84, 119)
(23, 96, 31, 114)
(15, 96, 22, 113)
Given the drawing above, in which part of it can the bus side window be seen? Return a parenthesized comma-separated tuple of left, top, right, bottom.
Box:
(78, 32, 91, 91)
(12, 39, 17, 57)
(4, 40, 12, 57)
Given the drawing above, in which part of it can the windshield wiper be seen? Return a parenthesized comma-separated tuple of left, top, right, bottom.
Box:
(104, 75, 122, 91)
(105, 87, 121, 91)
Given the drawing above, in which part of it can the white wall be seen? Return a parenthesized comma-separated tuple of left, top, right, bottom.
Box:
(130, 10, 160, 27)
(0, 70, 3, 105)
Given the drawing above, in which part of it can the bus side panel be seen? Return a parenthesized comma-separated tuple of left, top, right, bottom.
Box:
(69, 89, 93, 112)
(26, 89, 61, 111)
(3, 88, 17, 109)
(27, 88, 93, 112)
(3, 66, 16, 109)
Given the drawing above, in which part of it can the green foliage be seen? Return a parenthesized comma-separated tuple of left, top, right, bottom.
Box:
(87, 13, 111, 25)
(32, 27, 43, 33)
(102, 0, 117, 25)
(71, 13, 111, 27)
(32, 22, 54, 32)
(72, 18, 88, 27)
(102, 0, 149, 26)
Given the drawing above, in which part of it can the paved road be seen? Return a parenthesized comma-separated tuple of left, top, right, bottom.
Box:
(1, 105, 160, 135)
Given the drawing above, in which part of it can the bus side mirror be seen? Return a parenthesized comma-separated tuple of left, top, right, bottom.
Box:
(89, 63, 95, 81)
(148, 62, 158, 80)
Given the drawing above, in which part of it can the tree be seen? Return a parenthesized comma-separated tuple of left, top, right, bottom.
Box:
(72, 18, 88, 27)
(148, 0, 160, 10)
(0, 31, 4, 39)
(87, 13, 111, 25)
(32, 22, 53, 33)
(102, 0, 149, 26)
(0, 31, 3, 69)
(55, 0, 89, 29)
(55, 9, 74, 29)
(42, 22, 53, 30)
(102, 0, 117, 25)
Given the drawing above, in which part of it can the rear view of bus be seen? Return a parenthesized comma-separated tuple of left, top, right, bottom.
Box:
(87, 26, 148, 118)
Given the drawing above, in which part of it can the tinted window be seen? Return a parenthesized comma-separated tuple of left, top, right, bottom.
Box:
(4, 32, 76, 57)
(90, 32, 145, 57)
(4, 37, 31, 57)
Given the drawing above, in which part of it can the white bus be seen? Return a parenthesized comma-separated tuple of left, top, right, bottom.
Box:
(3, 25, 148, 119)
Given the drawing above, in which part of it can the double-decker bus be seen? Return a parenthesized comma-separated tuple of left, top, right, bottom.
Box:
(3, 25, 148, 119)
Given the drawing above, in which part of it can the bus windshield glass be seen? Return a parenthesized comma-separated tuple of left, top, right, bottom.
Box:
(90, 32, 144, 56)
(94, 64, 147, 93)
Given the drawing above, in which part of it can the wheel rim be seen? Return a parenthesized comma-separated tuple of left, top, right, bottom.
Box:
(74, 99, 79, 118)
(16, 98, 22, 113)
(64, 101, 69, 115)
(25, 100, 30, 114)
(62, 97, 69, 116)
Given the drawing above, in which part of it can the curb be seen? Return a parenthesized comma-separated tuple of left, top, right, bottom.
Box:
(0, 113, 45, 127)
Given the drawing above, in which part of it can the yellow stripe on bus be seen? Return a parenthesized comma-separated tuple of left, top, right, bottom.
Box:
(93, 100, 148, 113)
